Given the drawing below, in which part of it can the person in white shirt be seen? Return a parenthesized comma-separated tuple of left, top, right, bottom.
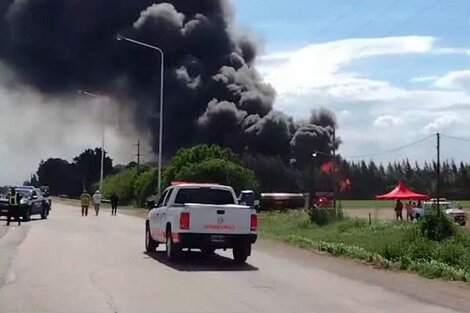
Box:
(93, 190, 102, 216)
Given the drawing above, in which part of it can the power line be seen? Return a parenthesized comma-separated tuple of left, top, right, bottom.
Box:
(343, 134, 435, 159)
(441, 134, 470, 144)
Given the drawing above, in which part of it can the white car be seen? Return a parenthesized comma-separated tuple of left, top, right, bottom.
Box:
(145, 184, 257, 264)
(412, 200, 467, 226)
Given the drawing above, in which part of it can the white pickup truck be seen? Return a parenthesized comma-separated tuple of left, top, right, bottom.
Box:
(145, 184, 257, 264)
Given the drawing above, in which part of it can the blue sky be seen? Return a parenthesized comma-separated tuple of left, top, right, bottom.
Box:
(234, 0, 470, 50)
(233, 0, 470, 162)
(233, 0, 470, 85)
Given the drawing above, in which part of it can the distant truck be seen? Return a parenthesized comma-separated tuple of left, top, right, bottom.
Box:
(145, 183, 257, 264)
(411, 199, 467, 226)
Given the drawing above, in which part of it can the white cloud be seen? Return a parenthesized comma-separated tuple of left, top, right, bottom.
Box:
(434, 47, 470, 56)
(409, 75, 439, 83)
(422, 114, 461, 134)
(259, 36, 470, 163)
(434, 70, 470, 89)
(373, 115, 401, 129)
(258, 36, 435, 96)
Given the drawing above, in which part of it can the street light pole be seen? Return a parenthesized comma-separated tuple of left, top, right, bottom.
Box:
(116, 34, 164, 196)
(77, 90, 106, 193)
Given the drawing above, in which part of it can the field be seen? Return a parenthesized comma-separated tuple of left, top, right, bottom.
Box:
(340, 200, 470, 210)
(258, 211, 470, 282)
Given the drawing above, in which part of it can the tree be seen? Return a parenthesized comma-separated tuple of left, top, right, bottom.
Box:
(101, 167, 138, 205)
(73, 148, 113, 190)
(134, 168, 157, 206)
(163, 144, 236, 187)
(175, 158, 258, 193)
(242, 154, 298, 192)
(164, 144, 258, 193)
(37, 159, 81, 196)
(23, 174, 40, 187)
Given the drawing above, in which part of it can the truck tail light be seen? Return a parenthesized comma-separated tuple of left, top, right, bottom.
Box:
(250, 214, 257, 231)
(180, 212, 190, 230)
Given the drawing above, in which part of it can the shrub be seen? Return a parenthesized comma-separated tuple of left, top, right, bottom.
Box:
(101, 167, 137, 205)
(337, 218, 368, 233)
(308, 207, 342, 226)
(381, 243, 404, 262)
(420, 207, 456, 241)
(133, 168, 157, 206)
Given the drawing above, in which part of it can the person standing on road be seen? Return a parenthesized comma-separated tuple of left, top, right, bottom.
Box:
(93, 190, 102, 216)
(6, 187, 22, 226)
(394, 199, 403, 221)
(80, 190, 91, 216)
(110, 193, 119, 216)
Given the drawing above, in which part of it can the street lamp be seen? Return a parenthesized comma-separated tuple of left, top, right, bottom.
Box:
(310, 152, 318, 208)
(116, 34, 165, 196)
(77, 90, 106, 193)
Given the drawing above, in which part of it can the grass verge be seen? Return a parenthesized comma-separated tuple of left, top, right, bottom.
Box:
(258, 210, 470, 282)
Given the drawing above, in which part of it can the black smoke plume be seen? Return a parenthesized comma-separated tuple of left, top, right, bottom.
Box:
(0, 0, 336, 160)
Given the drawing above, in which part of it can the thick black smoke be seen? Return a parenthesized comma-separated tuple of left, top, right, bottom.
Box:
(0, 0, 336, 160)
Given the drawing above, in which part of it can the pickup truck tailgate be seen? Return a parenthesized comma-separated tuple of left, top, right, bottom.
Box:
(185, 203, 252, 234)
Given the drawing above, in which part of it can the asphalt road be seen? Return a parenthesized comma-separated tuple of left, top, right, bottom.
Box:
(1, 202, 470, 313)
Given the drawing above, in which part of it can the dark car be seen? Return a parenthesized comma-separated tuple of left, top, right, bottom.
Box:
(0, 188, 50, 221)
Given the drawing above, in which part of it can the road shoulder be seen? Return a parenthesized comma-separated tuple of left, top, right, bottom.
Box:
(0, 225, 30, 289)
(256, 238, 470, 312)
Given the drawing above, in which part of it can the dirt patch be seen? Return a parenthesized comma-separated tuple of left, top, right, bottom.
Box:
(344, 208, 396, 220)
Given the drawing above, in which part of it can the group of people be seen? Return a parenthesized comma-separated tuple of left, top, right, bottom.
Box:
(394, 199, 422, 221)
(80, 190, 120, 216)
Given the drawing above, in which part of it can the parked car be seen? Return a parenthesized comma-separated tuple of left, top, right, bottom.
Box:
(0, 187, 50, 221)
(145, 183, 257, 264)
(412, 200, 467, 226)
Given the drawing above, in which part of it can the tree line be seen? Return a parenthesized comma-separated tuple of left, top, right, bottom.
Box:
(29, 148, 114, 197)
(28, 144, 470, 201)
(337, 159, 470, 200)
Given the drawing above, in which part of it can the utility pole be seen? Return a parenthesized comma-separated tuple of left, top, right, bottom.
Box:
(332, 128, 337, 211)
(135, 140, 142, 174)
(436, 132, 441, 213)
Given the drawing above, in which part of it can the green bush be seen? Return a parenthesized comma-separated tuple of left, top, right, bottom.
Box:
(176, 158, 259, 193)
(381, 242, 404, 262)
(307, 207, 342, 226)
(133, 168, 157, 206)
(163, 144, 237, 187)
(420, 207, 456, 241)
(337, 218, 368, 233)
(101, 167, 138, 205)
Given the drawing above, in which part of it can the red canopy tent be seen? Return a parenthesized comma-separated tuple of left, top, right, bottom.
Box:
(375, 181, 429, 200)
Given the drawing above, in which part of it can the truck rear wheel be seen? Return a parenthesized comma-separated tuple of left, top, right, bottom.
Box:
(233, 244, 250, 264)
(166, 230, 182, 261)
(145, 225, 158, 252)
